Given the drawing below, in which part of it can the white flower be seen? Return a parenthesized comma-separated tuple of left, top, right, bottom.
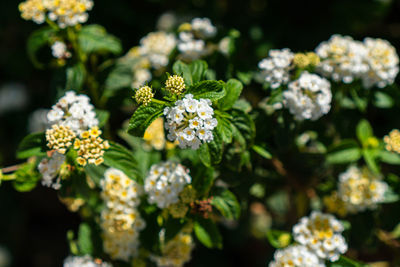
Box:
(177, 32, 207, 61)
(145, 161, 192, 209)
(45, 0, 94, 28)
(191, 17, 217, 39)
(283, 71, 332, 121)
(47, 91, 98, 134)
(258, 48, 294, 89)
(337, 166, 388, 213)
(139, 31, 177, 69)
(218, 37, 231, 56)
(164, 94, 217, 150)
(63, 255, 112, 267)
(292, 211, 348, 262)
(51, 41, 71, 59)
(132, 68, 152, 89)
(362, 37, 399, 88)
(100, 168, 145, 261)
(268, 245, 325, 267)
(38, 152, 65, 190)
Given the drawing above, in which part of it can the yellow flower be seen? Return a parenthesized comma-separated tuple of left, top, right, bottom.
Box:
(384, 129, 400, 154)
(46, 124, 76, 154)
(74, 127, 109, 166)
(293, 53, 310, 68)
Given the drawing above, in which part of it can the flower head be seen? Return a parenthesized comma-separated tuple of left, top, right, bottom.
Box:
(51, 41, 71, 59)
(63, 255, 112, 267)
(135, 86, 154, 106)
(384, 129, 400, 153)
(293, 211, 347, 262)
(269, 245, 325, 267)
(138, 31, 176, 69)
(45, 124, 76, 154)
(38, 152, 65, 190)
(165, 75, 186, 95)
(74, 126, 110, 166)
(145, 161, 192, 209)
(19, 0, 46, 24)
(164, 94, 217, 149)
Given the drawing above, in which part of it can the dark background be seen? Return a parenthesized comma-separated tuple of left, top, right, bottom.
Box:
(1, 0, 400, 266)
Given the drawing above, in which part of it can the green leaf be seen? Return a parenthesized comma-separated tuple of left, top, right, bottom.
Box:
(173, 61, 192, 86)
(329, 256, 368, 267)
(211, 187, 240, 220)
(266, 230, 292, 248)
(252, 145, 272, 159)
(103, 142, 141, 183)
(382, 187, 399, 203)
(194, 218, 223, 249)
(95, 109, 110, 128)
(16, 132, 47, 159)
(12, 161, 41, 192)
(362, 149, 380, 173)
(218, 79, 243, 111)
(27, 26, 56, 68)
(186, 80, 226, 101)
(128, 102, 165, 137)
(356, 119, 373, 146)
(78, 24, 122, 55)
(66, 63, 86, 91)
(374, 91, 394, 108)
(215, 115, 233, 143)
(326, 140, 361, 164)
(230, 109, 255, 149)
(379, 150, 400, 165)
(189, 60, 208, 84)
(192, 166, 215, 196)
(78, 223, 93, 255)
(198, 129, 223, 167)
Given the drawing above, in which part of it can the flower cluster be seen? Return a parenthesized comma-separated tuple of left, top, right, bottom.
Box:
(135, 86, 154, 106)
(45, 124, 76, 154)
(19, 0, 94, 28)
(283, 71, 332, 121)
(384, 129, 400, 154)
(258, 48, 294, 89)
(293, 211, 347, 261)
(63, 255, 112, 267)
(337, 166, 388, 213)
(47, 91, 98, 134)
(293, 52, 320, 69)
(144, 161, 192, 209)
(316, 34, 399, 88)
(164, 94, 217, 149)
(152, 231, 194, 267)
(51, 41, 71, 59)
(100, 168, 145, 261)
(73, 126, 110, 166)
(165, 75, 186, 95)
(177, 18, 217, 61)
(269, 245, 324, 267)
(138, 31, 177, 69)
(38, 152, 65, 189)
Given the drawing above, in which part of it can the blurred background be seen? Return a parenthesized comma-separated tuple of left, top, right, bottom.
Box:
(1, 0, 400, 266)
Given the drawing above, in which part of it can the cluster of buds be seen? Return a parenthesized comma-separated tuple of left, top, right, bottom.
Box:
(45, 124, 76, 154)
(190, 197, 213, 218)
(135, 86, 154, 106)
(165, 75, 186, 95)
(293, 52, 320, 68)
(74, 126, 110, 166)
(384, 129, 400, 154)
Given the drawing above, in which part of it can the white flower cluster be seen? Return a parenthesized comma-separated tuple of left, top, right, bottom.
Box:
(145, 161, 192, 209)
(46, 0, 94, 28)
(258, 48, 294, 89)
(63, 255, 112, 267)
(338, 166, 388, 213)
(316, 34, 399, 88)
(139, 31, 177, 69)
(293, 211, 347, 262)
(269, 245, 324, 267)
(38, 152, 65, 190)
(178, 18, 217, 61)
(100, 168, 145, 261)
(51, 41, 71, 59)
(283, 71, 332, 121)
(47, 91, 98, 134)
(164, 94, 217, 149)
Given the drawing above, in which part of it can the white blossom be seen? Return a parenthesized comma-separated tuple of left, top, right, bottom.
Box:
(132, 68, 152, 89)
(63, 255, 112, 267)
(47, 91, 98, 134)
(292, 211, 348, 262)
(38, 152, 65, 190)
(139, 31, 177, 69)
(269, 245, 325, 267)
(164, 94, 217, 149)
(283, 71, 332, 121)
(51, 41, 71, 59)
(177, 32, 207, 61)
(145, 161, 192, 209)
(258, 48, 294, 89)
(191, 17, 217, 39)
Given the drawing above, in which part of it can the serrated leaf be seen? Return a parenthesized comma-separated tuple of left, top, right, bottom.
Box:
(186, 80, 226, 101)
(66, 63, 86, 91)
(16, 132, 47, 159)
(173, 60, 192, 86)
(356, 119, 373, 146)
(128, 102, 165, 137)
(198, 129, 223, 167)
(189, 60, 208, 84)
(78, 24, 122, 55)
(218, 79, 243, 111)
(216, 115, 233, 143)
(27, 26, 56, 68)
(230, 109, 255, 149)
(194, 218, 223, 249)
(211, 187, 240, 220)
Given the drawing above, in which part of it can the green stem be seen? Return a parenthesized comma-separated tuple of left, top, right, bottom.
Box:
(152, 99, 169, 105)
(45, 17, 59, 31)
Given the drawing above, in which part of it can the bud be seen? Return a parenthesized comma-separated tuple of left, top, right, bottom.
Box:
(165, 75, 186, 95)
(135, 86, 154, 106)
(178, 23, 192, 32)
(306, 52, 320, 66)
(46, 124, 76, 154)
(293, 53, 310, 69)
